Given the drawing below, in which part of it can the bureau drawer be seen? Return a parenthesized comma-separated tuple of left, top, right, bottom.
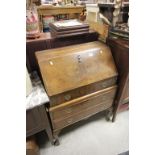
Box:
(50, 77, 117, 106)
(52, 100, 114, 130)
(49, 85, 117, 129)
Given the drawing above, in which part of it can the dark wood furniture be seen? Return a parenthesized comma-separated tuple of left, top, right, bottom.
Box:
(98, 3, 129, 23)
(26, 104, 54, 144)
(26, 31, 99, 73)
(37, 5, 85, 31)
(49, 20, 89, 38)
(26, 137, 40, 155)
(107, 38, 129, 122)
(36, 41, 118, 145)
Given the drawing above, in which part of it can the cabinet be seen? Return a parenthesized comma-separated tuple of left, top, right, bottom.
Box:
(36, 41, 118, 145)
(107, 38, 129, 122)
(26, 104, 54, 144)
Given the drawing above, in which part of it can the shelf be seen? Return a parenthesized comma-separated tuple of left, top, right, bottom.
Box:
(37, 5, 85, 31)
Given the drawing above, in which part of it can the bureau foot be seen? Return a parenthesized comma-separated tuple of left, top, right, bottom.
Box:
(54, 138, 60, 146)
(105, 108, 113, 122)
(53, 130, 61, 146)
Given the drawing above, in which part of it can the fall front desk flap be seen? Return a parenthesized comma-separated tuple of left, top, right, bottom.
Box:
(35, 41, 118, 97)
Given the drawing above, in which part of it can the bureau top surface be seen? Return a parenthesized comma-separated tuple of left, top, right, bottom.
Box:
(36, 41, 118, 96)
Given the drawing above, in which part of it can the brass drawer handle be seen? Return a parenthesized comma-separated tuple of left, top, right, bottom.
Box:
(102, 97, 107, 102)
(64, 94, 71, 101)
(65, 108, 72, 113)
(66, 118, 73, 124)
(101, 83, 106, 88)
(51, 98, 56, 104)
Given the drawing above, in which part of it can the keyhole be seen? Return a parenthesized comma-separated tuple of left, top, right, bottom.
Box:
(77, 55, 81, 63)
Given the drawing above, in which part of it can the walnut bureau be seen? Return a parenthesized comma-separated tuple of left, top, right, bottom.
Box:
(35, 41, 118, 145)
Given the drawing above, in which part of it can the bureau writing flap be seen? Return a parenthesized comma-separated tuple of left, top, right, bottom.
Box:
(36, 41, 118, 96)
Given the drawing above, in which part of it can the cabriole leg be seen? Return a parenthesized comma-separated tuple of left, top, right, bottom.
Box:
(53, 130, 61, 146)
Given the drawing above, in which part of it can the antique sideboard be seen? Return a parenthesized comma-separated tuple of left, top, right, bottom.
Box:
(35, 41, 118, 145)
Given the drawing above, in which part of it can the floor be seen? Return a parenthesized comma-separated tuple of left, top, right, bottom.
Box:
(37, 111, 129, 155)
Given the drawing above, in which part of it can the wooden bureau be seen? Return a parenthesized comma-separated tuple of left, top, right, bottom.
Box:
(36, 41, 118, 145)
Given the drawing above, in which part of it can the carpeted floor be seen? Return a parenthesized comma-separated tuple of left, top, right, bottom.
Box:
(118, 151, 129, 155)
(37, 111, 129, 155)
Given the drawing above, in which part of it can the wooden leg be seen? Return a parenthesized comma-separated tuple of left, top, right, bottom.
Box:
(112, 110, 117, 122)
(112, 103, 129, 122)
(112, 100, 120, 122)
(53, 130, 61, 146)
(45, 127, 54, 145)
(105, 108, 113, 122)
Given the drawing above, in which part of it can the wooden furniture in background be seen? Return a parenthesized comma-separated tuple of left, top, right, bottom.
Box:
(26, 31, 99, 73)
(107, 38, 129, 122)
(26, 136, 40, 155)
(37, 5, 85, 31)
(49, 19, 89, 38)
(98, 3, 129, 24)
(26, 104, 54, 144)
(85, 4, 110, 41)
(36, 41, 118, 145)
(88, 21, 109, 41)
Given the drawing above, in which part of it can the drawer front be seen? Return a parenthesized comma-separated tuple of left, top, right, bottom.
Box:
(52, 101, 113, 130)
(52, 89, 116, 120)
(50, 76, 117, 106)
(49, 85, 117, 130)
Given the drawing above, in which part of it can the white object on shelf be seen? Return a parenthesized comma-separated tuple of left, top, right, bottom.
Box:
(86, 4, 100, 22)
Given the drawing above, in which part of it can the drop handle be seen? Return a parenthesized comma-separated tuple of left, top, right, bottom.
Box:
(101, 83, 106, 88)
(65, 108, 72, 113)
(64, 94, 71, 101)
(67, 118, 73, 124)
(102, 97, 106, 102)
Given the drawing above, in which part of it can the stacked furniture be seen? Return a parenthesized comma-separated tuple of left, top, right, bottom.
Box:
(36, 41, 118, 145)
(49, 19, 89, 38)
